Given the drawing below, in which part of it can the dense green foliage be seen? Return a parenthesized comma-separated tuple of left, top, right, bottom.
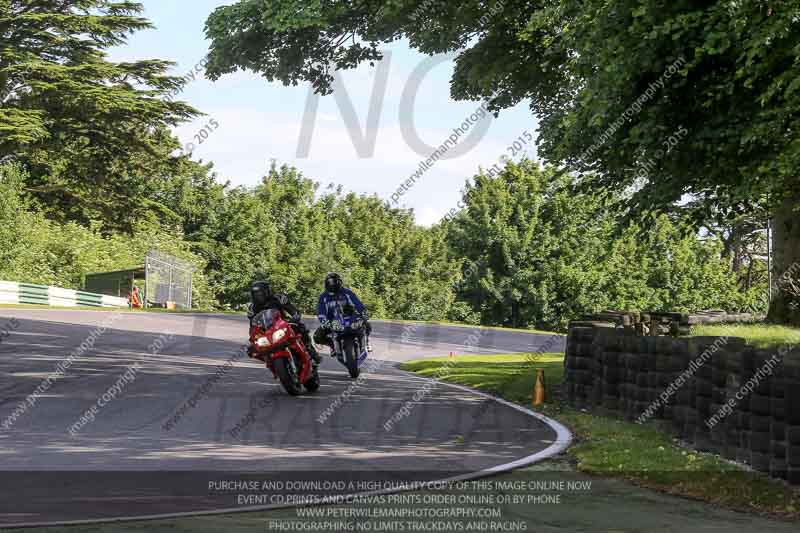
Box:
(190, 162, 459, 317)
(202, 0, 798, 211)
(0, 161, 459, 319)
(446, 160, 761, 330)
(3, 155, 763, 329)
(0, 0, 199, 232)
(0, 1, 770, 330)
(0, 163, 215, 307)
(203, 0, 799, 324)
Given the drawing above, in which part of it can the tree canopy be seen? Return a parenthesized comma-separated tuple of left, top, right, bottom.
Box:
(205, 0, 798, 215)
(446, 160, 758, 330)
(0, 1, 780, 328)
(204, 0, 800, 322)
(0, 0, 200, 231)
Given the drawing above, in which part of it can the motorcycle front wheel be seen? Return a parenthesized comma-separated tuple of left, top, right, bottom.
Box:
(342, 337, 360, 379)
(273, 357, 302, 396)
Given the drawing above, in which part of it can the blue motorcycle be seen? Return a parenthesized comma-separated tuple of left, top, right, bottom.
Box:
(329, 303, 369, 379)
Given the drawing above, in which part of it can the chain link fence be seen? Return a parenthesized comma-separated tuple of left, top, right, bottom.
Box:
(144, 251, 194, 309)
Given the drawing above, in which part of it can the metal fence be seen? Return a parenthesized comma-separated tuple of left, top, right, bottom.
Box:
(0, 281, 129, 308)
(144, 251, 194, 309)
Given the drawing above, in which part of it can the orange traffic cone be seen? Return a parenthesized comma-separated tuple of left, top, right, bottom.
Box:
(533, 369, 546, 407)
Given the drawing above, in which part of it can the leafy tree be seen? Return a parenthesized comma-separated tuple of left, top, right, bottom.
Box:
(0, 163, 213, 306)
(0, 1, 199, 231)
(183, 162, 459, 318)
(0, 155, 756, 324)
(446, 160, 757, 330)
(315, 189, 458, 320)
(702, 208, 770, 293)
(204, 0, 800, 323)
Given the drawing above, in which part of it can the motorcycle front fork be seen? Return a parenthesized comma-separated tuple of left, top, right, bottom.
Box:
(331, 335, 370, 358)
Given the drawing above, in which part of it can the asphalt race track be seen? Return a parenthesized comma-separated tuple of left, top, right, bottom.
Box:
(0, 310, 568, 527)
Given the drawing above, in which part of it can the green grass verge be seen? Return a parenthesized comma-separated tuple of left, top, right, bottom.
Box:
(401, 354, 566, 404)
(691, 323, 800, 348)
(401, 353, 800, 519)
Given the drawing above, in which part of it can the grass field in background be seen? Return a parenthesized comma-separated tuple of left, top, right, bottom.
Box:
(691, 323, 800, 348)
(402, 353, 800, 519)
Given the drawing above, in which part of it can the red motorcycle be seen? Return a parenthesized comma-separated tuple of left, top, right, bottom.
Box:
(249, 309, 320, 396)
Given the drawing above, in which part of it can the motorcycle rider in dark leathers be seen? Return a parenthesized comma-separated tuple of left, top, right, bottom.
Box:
(313, 272, 373, 355)
(247, 281, 321, 364)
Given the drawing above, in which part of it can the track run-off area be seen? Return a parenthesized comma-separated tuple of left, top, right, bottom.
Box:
(0, 310, 569, 527)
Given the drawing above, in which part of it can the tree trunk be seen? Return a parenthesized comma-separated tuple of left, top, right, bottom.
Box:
(730, 225, 743, 278)
(767, 193, 800, 325)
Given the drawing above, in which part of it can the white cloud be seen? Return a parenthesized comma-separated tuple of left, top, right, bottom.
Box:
(415, 207, 447, 227)
(176, 104, 512, 219)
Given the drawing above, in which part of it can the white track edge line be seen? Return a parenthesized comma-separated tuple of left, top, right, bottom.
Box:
(2, 366, 573, 530)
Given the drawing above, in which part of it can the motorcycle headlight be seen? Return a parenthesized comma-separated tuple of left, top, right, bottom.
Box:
(255, 336, 270, 348)
(351, 320, 362, 329)
(272, 328, 287, 343)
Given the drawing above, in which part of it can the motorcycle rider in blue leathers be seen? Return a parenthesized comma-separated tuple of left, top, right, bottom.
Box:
(313, 273, 373, 354)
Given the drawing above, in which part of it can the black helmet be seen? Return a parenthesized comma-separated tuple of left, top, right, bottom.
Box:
(250, 281, 272, 307)
(325, 272, 343, 295)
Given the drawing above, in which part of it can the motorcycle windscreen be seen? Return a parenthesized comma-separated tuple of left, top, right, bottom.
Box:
(253, 308, 280, 330)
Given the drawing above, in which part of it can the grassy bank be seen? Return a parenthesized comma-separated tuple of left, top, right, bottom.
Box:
(691, 323, 800, 348)
(402, 353, 800, 519)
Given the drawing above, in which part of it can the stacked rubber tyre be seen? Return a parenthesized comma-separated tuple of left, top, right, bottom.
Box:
(770, 357, 788, 481)
(562, 322, 799, 486)
(620, 338, 644, 420)
(709, 345, 729, 456)
(643, 344, 661, 421)
(786, 349, 800, 485)
(599, 331, 626, 416)
(564, 325, 598, 408)
(633, 340, 654, 421)
(691, 338, 716, 452)
(655, 337, 684, 429)
(749, 350, 773, 474)
(671, 341, 697, 442)
(726, 342, 753, 464)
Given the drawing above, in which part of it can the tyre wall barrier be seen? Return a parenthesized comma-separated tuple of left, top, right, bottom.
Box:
(0, 281, 128, 308)
(563, 320, 800, 485)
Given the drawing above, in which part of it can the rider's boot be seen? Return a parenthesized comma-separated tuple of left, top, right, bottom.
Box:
(307, 342, 322, 365)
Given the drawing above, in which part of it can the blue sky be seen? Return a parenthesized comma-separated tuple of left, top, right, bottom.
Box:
(112, 1, 539, 226)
